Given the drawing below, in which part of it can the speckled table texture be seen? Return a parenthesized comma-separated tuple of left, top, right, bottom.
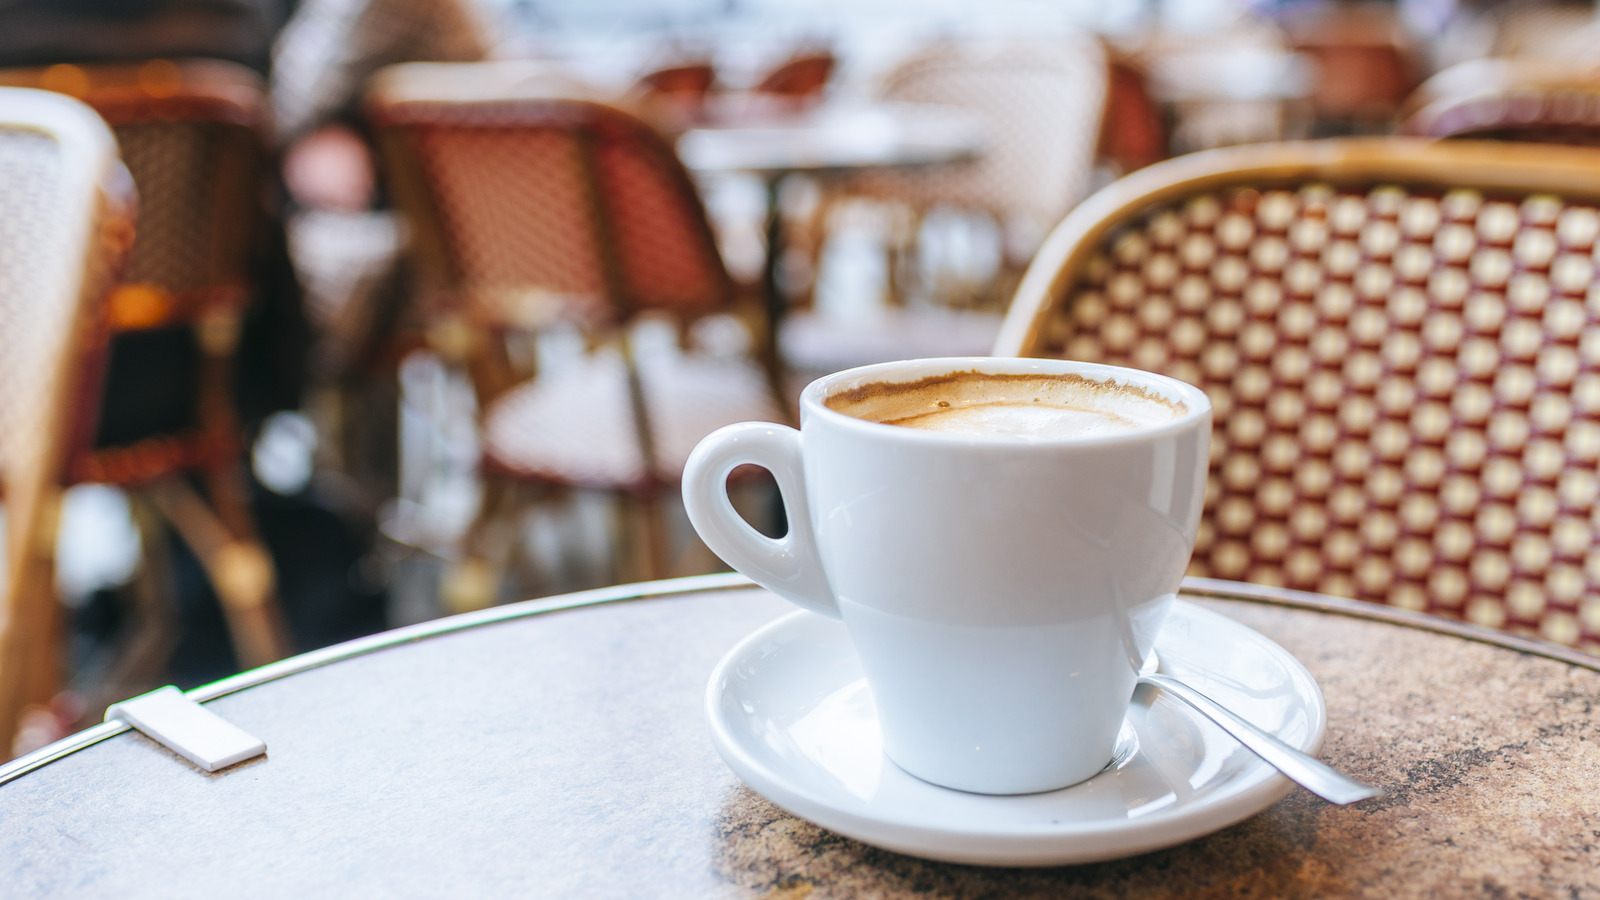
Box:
(2, 583, 1598, 899)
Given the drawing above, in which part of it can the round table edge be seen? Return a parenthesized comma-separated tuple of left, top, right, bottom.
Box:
(3, 572, 1593, 787)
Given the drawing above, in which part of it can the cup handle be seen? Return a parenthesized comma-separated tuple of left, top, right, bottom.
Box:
(682, 422, 840, 620)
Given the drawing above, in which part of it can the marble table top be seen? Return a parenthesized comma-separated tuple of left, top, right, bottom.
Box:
(1, 574, 1597, 898)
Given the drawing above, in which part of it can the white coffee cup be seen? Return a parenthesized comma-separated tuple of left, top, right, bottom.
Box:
(682, 357, 1212, 795)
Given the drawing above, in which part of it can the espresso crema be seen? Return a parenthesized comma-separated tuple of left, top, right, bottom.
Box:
(824, 370, 1185, 439)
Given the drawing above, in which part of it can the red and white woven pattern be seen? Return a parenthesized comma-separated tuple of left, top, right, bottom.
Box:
(114, 121, 247, 294)
(373, 90, 780, 497)
(416, 124, 607, 312)
(1035, 182, 1600, 649)
(0, 128, 69, 482)
(594, 134, 727, 315)
(393, 99, 731, 327)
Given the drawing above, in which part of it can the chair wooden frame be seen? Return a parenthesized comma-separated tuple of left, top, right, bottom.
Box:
(0, 87, 133, 756)
(1400, 57, 1600, 144)
(999, 137, 1600, 648)
(999, 138, 1600, 353)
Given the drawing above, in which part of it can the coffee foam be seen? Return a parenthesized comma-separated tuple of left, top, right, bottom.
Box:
(824, 370, 1185, 439)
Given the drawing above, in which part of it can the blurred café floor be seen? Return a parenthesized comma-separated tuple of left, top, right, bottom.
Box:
(17, 0, 1600, 750)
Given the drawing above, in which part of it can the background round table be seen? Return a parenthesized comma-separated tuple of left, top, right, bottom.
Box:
(3, 574, 1598, 898)
(677, 100, 985, 366)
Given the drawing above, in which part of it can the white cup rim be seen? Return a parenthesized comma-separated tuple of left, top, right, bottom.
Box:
(800, 357, 1213, 446)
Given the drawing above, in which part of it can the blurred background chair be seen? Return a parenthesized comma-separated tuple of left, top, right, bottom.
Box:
(829, 34, 1107, 304)
(998, 138, 1600, 651)
(367, 63, 787, 610)
(1118, 16, 1312, 155)
(779, 34, 1109, 379)
(752, 49, 836, 102)
(1278, 1, 1422, 135)
(0, 87, 133, 756)
(1400, 56, 1600, 145)
(0, 60, 294, 681)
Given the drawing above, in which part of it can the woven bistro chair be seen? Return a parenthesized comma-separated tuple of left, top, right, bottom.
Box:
(830, 35, 1109, 305)
(776, 35, 1109, 379)
(366, 63, 788, 604)
(0, 60, 293, 671)
(997, 138, 1600, 651)
(0, 88, 133, 755)
(1400, 57, 1600, 146)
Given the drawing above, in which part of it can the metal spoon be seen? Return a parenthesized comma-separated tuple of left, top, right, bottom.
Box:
(1136, 672, 1383, 805)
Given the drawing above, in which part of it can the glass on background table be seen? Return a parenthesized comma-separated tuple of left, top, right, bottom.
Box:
(2, 573, 1598, 897)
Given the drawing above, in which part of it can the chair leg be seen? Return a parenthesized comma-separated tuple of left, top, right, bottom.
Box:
(316, 371, 401, 515)
(883, 205, 921, 308)
(0, 533, 63, 758)
(142, 475, 291, 670)
(83, 496, 180, 711)
(637, 493, 671, 582)
(441, 477, 523, 614)
(0, 483, 66, 749)
(603, 493, 661, 586)
(614, 333, 673, 583)
(501, 482, 565, 598)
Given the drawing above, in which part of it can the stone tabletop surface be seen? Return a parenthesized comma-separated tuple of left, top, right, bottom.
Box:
(2, 581, 1598, 899)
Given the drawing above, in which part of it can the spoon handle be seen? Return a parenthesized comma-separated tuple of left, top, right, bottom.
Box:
(1136, 673, 1383, 805)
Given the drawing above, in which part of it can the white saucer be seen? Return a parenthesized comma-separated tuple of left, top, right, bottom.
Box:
(705, 600, 1327, 867)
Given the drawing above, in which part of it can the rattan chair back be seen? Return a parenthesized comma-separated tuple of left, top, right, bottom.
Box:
(0, 87, 131, 755)
(0, 59, 270, 483)
(999, 138, 1600, 649)
(367, 62, 739, 339)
